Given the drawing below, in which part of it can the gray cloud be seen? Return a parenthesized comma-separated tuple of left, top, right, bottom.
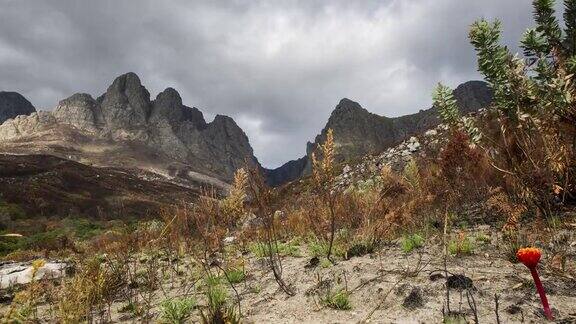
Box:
(0, 0, 548, 167)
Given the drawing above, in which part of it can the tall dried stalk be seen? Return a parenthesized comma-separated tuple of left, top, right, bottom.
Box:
(246, 166, 294, 296)
(312, 128, 338, 262)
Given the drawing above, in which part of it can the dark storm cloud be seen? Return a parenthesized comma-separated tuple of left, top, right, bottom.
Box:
(0, 0, 550, 167)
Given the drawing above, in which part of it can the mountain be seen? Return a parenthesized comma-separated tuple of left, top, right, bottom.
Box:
(0, 91, 36, 124)
(0, 73, 258, 187)
(0, 76, 492, 188)
(266, 81, 492, 186)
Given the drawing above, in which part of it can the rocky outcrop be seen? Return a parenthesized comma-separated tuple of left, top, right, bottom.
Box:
(0, 92, 36, 124)
(266, 81, 492, 185)
(53, 93, 102, 132)
(333, 124, 450, 191)
(0, 73, 258, 182)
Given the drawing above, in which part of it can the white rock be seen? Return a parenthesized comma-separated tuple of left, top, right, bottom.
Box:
(0, 261, 68, 289)
(342, 164, 351, 174)
(425, 129, 438, 137)
(407, 141, 421, 152)
(223, 236, 236, 244)
(401, 150, 412, 157)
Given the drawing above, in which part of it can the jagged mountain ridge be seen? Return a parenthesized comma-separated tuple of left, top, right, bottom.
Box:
(0, 73, 257, 185)
(266, 81, 492, 186)
(0, 77, 491, 188)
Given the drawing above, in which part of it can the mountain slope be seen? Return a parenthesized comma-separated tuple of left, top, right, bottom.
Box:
(266, 81, 492, 186)
(0, 154, 198, 219)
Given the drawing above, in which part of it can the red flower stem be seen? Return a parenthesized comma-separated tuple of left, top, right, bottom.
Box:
(529, 266, 553, 320)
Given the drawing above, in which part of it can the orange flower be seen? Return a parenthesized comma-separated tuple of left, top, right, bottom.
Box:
(516, 247, 541, 268)
(516, 247, 553, 320)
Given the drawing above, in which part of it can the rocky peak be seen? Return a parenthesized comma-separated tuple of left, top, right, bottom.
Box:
(333, 98, 365, 114)
(151, 87, 184, 124)
(0, 91, 36, 124)
(207, 115, 253, 152)
(100, 72, 152, 129)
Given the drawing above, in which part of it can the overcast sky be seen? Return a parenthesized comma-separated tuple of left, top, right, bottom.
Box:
(0, 0, 552, 167)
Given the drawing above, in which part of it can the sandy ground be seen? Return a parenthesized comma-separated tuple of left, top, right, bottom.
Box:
(2, 226, 575, 323)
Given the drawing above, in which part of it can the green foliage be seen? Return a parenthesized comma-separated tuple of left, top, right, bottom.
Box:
(533, 0, 563, 47)
(469, 19, 520, 115)
(249, 241, 301, 258)
(448, 236, 474, 256)
(469, 19, 510, 87)
(307, 237, 345, 258)
(443, 313, 467, 324)
(401, 234, 424, 253)
(204, 274, 222, 288)
(0, 217, 105, 256)
(62, 217, 103, 240)
(475, 234, 491, 244)
(160, 297, 196, 324)
(206, 284, 227, 312)
(433, 84, 482, 143)
(322, 290, 352, 310)
(522, 28, 550, 58)
(224, 268, 246, 284)
(470, 1, 575, 115)
(346, 240, 375, 259)
(320, 258, 333, 268)
(200, 282, 240, 324)
(433, 83, 461, 127)
(462, 117, 482, 144)
(462, 0, 576, 216)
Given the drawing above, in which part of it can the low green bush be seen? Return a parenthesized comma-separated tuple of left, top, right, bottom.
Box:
(401, 234, 424, 253)
(323, 290, 352, 310)
(160, 297, 196, 324)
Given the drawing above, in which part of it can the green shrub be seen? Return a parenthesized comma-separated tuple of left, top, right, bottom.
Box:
(323, 290, 352, 310)
(62, 217, 103, 240)
(320, 258, 332, 268)
(204, 274, 222, 288)
(160, 297, 196, 324)
(249, 241, 301, 258)
(224, 268, 245, 284)
(307, 238, 345, 258)
(201, 283, 241, 323)
(401, 234, 424, 253)
(443, 313, 467, 324)
(448, 236, 474, 256)
(346, 241, 375, 259)
(475, 234, 491, 244)
(206, 285, 227, 311)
